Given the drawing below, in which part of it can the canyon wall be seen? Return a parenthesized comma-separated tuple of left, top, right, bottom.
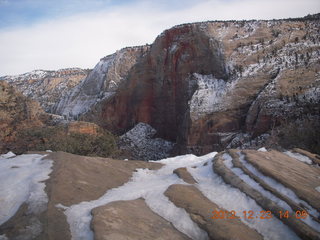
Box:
(3, 16, 319, 155)
(85, 18, 320, 154)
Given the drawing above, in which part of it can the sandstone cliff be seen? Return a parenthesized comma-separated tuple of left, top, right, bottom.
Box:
(80, 17, 320, 154)
(0, 68, 89, 112)
(0, 80, 45, 153)
(0, 80, 118, 156)
(3, 16, 319, 155)
(53, 46, 150, 119)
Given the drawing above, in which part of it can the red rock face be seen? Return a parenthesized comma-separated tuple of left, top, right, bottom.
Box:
(0, 81, 45, 153)
(99, 24, 228, 144)
(67, 121, 101, 136)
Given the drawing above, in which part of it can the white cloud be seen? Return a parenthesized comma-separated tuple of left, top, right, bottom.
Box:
(0, 0, 319, 75)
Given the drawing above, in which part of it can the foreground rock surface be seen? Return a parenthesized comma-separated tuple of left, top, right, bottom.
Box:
(244, 150, 320, 212)
(213, 149, 320, 240)
(1, 149, 319, 240)
(91, 199, 190, 240)
(165, 184, 263, 240)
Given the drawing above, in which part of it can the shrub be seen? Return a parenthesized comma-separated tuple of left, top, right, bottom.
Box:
(275, 118, 320, 154)
(15, 125, 118, 157)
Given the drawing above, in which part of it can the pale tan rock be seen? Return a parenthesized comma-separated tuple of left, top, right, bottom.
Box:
(42, 151, 162, 240)
(243, 150, 320, 212)
(165, 184, 263, 240)
(91, 199, 190, 240)
(213, 151, 320, 240)
(173, 167, 197, 184)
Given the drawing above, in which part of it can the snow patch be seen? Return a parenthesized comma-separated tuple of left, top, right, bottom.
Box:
(0, 154, 53, 226)
(55, 56, 115, 118)
(0, 235, 8, 240)
(187, 156, 300, 240)
(56, 203, 69, 211)
(60, 151, 302, 240)
(284, 151, 313, 164)
(237, 152, 320, 230)
(258, 147, 267, 152)
(189, 73, 235, 121)
(1, 151, 16, 159)
(222, 153, 292, 211)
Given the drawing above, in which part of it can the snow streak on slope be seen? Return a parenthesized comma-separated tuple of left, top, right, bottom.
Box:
(54, 57, 114, 118)
(235, 152, 320, 230)
(283, 151, 313, 164)
(60, 152, 301, 240)
(187, 156, 300, 240)
(0, 153, 52, 225)
(189, 73, 236, 121)
(223, 153, 291, 210)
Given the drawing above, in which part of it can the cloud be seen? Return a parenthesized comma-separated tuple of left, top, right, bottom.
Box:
(0, 0, 319, 75)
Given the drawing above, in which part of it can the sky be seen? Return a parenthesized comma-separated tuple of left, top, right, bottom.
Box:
(0, 0, 319, 76)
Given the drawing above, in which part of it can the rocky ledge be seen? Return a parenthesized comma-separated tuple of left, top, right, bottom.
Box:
(0, 148, 319, 240)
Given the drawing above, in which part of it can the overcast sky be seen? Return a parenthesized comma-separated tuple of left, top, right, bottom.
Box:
(0, 0, 319, 76)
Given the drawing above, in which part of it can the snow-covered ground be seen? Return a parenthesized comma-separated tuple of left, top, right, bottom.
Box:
(1, 150, 317, 240)
(58, 153, 211, 240)
(0, 153, 53, 225)
(59, 152, 302, 240)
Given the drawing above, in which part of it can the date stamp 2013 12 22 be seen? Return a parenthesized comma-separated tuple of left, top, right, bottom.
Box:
(211, 210, 309, 220)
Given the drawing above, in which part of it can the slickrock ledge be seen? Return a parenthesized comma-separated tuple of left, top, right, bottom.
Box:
(165, 184, 263, 240)
(43, 152, 162, 240)
(292, 148, 320, 165)
(91, 198, 190, 240)
(173, 167, 197, 184)
(228, 149, 320, 224)
(243, 150, 320, 212)
(213, 151, 320, 240)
